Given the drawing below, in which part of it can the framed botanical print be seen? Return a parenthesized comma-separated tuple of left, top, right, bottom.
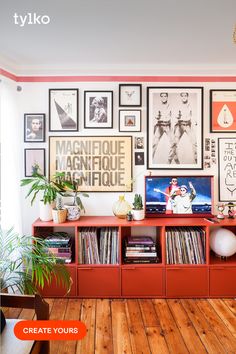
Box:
(49, 89, 78, 132)
(24, 114, 45, 142)
(210, 90, 236, 132)
(218, 138, 236, 201)
(119, 110, 141, 132)
(24, 148, 45, 177)
(119, 84, 142, 107)
(84, 91, 113, 129)
(147, 87, 203, 170)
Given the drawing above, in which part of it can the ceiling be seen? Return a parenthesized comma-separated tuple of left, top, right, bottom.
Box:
(0, 0, 236, 75)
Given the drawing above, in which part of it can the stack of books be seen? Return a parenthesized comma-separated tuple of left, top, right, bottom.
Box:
(166, 227, 206, 264)
(45, 232, 72, 264)
(124, 236, 159, 264)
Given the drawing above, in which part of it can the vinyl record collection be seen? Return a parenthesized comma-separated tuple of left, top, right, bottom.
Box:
(78, 227, 119, 264)
(124, 236, 159, 264)
(166, 227, 206, 264)
(45, 232, 72, 264)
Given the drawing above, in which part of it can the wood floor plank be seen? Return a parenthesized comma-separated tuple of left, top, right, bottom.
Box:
(57, 299, 82, 354)
(76, 299, 96, 354)
(3, 307, 23, 319)
(208, 299, 236, 338)
(44, 298, 55, 315)
(222, 299, 236, 316)
(181, 299, 225, 354)
(49, 298, 68, 354)
(125, 299, 151, 354)
(196, 299, 236, 354)
(146, 327, 170, 354)
(18, 308, 35, 320)
(138, 299, 159, 327)
(167, 299, 207, 354)
(111, 300, 132, 354)
(95, 299, 113, 354)
(153, 299, 188, 354)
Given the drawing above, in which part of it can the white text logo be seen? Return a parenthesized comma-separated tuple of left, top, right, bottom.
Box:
(14, 13, 51, 27)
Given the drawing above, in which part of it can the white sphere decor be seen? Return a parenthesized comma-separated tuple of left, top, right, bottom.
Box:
(210, 227, 236, 257)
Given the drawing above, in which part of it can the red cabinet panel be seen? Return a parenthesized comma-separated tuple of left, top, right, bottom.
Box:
(40, 266, 77, 297)
(210, 267, 236, 297)
(166, 267, 208, 297)
(122, 267, 164, 296)
(78, 267, 120, 297)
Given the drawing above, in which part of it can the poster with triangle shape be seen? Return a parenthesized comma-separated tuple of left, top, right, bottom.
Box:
(210, 90, 236, 132)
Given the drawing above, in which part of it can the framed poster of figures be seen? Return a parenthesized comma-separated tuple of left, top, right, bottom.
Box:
(147, 87, 203, 170)
(49, 136, 133, 192)
(218, 138, 236, 201)
(210, 90, 236, 133)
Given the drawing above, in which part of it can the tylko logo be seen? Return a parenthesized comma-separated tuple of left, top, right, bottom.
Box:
(13, 13, 51, 27)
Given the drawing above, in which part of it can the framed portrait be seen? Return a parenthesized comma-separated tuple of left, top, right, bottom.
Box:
(218, 138, 236, 201)
(210, 89, 236, 132)
(84, 91, 113, 129)
(119, 84, 142, 107)
(24, 148, 45, 177)
(24, 114, 45, 142)
(147, 87, 203, 170)
(49, 136, 132, 192)
(49, 89, 78, 132)
(134, 136, 144, 149)
(135, 152, 144, 165)
(119, 110, 141, 132)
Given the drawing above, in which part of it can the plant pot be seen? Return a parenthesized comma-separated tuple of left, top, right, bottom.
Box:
(112, 195, 132, 219)
(64, 204, 80, 221)
(39, 201, 56, 222)
(132, 209, 145, 221)
(52, 208, 67, 224)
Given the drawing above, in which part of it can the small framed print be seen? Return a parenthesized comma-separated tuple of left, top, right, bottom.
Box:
(210, 90, 236, 132)
(24, 148, 45, 177)
(24, 114, 45, 142)
(49, 89, 78, 132)
(135, 152, 144, 165)
(134, 136, 144, 149)
(119, 110, 141, 132)
(84, 91, 113, 129)
(119, 84, 142, 107)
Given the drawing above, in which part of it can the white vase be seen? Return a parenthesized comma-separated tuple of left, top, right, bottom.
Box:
(132, 209, 145, 221)
(64, 204, 80, 221)
(39, 201, 55, 221)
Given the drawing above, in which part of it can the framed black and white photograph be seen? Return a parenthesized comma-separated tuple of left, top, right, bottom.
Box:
(49, 89, 78, 132)
(147, 87, 203, 170)
(135, 152, 144, 165)
(218, 138, 236, 201)
(134, 136, 144, 149)
(119, 110, 141, 132)
(119, 84, 142, 107)
(24, 114, 45, 142)
(84, 91, 113, 129)
(24, 148, 45, 177)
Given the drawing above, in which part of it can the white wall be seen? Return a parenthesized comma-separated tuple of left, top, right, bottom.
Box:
(18, 79, 236, 235)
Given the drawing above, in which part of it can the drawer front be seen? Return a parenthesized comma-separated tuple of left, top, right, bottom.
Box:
(122, 267, 163, 296)
(40, 266, 77, 297)
(210, 268, 236, 297)
(166, 267, 208, 297)
(78, 267, 120, 296)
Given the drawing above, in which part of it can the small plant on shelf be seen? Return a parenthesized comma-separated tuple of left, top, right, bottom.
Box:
(52, 196, 67, 224)
(132, 194, 145, 221)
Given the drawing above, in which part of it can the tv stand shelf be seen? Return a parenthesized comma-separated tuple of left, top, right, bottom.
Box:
(32, 216, 236, 298)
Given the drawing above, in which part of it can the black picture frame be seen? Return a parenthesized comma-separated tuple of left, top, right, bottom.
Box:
(49, 89, 79, 132)
(84, 91, 113, 129)
(119, 84, 142, 107)
(210, 89, 236, 133)
(218, 137, 236, 201)
(24, 148, 46, 177)
(147, 86, 204, 170)
(24, 114, 45, 142)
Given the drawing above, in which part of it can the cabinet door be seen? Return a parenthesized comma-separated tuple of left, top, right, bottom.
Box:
(122, 267, 164, 296)
(40, 266, 77, 297)
(166, 267, 208, 297)
(78, 267, 120, 297)
(210, 268, 236, 297)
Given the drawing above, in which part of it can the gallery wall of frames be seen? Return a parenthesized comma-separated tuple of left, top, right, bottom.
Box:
(20, 79, 236, 234)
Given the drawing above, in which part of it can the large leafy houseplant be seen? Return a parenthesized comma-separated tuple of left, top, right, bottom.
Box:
(0, 228, 70, 294)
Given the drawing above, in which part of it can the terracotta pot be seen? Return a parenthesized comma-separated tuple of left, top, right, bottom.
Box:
(52, 208, 67, 223)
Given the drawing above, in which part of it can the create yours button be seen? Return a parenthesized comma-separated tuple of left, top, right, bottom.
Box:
(14, 320, 87, 340)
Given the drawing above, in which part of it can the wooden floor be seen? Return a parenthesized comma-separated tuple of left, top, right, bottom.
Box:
(5, 298, 236, 354)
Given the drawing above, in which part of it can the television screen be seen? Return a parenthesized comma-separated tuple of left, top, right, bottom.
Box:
(145, 176, 214, 217)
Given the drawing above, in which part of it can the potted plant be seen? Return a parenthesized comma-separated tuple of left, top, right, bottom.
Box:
(0, 227, 71, 294)
(52, 196, 67, 224)
(132, 194, 145, 221)
(20, 171, 63, 221)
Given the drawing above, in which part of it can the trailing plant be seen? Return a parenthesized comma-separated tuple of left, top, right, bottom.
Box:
(132, 194, 143, 210)
(0, 227, 71, 294)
